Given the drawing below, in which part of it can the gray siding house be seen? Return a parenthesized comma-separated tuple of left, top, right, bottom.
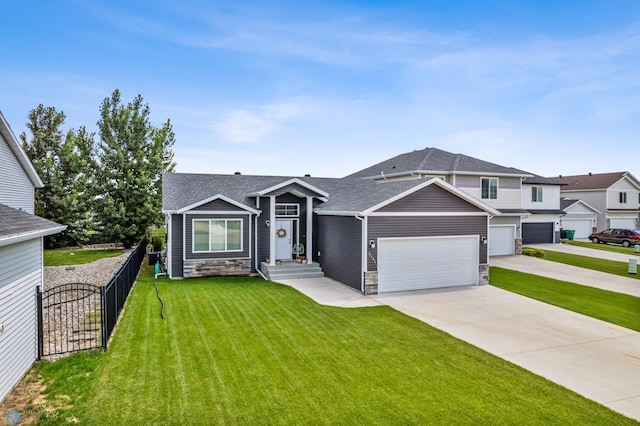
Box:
(163, 168, 498, 295)
(0, 111, 65, 403)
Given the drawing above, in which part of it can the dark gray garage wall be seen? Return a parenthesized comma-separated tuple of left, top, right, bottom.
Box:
(368, 216, 488, 271)
(317, 215, 362, 290)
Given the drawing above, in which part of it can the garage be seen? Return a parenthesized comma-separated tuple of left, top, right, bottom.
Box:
(560, 219, 593, 239)
(522, 222, 554, 244)
(609, 217, 637, 229)
(489, 225, 515, 256)
(377, 235, 478, 293)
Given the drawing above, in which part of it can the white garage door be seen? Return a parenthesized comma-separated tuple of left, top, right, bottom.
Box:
(561, 219, 593, 239)
(377, 236, 478, 293)
(489, 226, 515, 256)
(610, 218, 637, 229)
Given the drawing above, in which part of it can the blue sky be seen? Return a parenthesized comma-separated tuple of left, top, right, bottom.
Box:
(2, 1, 640, 178)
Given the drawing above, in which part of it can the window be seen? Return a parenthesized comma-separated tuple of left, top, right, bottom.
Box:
(275, 203, 299, 216)
(531, 186, 543, 202)
(481, 178, 498, 199)
(193, 219, 242, 252)
(620, 192, 627, 203)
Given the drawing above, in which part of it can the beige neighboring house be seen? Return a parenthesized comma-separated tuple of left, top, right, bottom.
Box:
(556, 172, 640, 231)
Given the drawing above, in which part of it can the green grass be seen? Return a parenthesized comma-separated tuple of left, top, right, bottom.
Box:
(538, 250, 640, 280)
(561, 239, 640, 255)
(491, 267, 640, 332)
(30, 266, 635, 425)
(44, 248, 124, 266)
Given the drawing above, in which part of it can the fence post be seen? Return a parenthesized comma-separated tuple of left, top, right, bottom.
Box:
(101, 286, 107, 351)
(36, 286, 44, 360)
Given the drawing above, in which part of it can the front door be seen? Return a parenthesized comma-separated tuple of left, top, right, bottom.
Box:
(275, 219, 293, 260)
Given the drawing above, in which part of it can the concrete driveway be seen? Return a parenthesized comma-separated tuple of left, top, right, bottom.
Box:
(277, 261, 640, 421)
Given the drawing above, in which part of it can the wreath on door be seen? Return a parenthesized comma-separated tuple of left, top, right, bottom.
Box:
(276, 228, 287, 238)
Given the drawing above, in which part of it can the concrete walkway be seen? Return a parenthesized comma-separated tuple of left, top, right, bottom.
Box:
(275, 264, 640, 421)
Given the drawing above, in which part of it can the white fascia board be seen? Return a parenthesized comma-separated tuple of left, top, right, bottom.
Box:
(182, 210, 254, 215)
(176, 194, 260, 214)
(362, 178, 500, 216)
(314, 210, 362, 216)
(440, 171, 534, 178)
(0, 225, 67, 248)
(0, 111, 44, 188)
(367, 212, 490, 217)
(248, 178, 329, 198)
(560, 189, 602, 193)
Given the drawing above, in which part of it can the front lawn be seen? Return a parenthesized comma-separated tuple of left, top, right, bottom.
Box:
(44, 248, 123, 266)
(537, 250, 640, 280)
(491, 267, 640, 332)
(561, 239, 640, 255)
(32, 266, 634, 424)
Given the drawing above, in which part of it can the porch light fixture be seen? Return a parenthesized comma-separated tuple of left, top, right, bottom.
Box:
(481, 236, 488, 244)
(265, 220, 270, 227)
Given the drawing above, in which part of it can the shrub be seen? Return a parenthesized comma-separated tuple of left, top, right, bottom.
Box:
(151, 236, 164, 252)
(522, 247, 544, 258)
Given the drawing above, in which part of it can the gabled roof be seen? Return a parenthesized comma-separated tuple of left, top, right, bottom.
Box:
(555, 172, 639, 191)
(162, 173, 499, 217)
(522, 175, 562, 185)
(0, 203, 66, 248)
(175, 194, 260, 214)
(346, 147, 532, 179)
(560, 198, 601, 214)
(0, 110, 43, 188)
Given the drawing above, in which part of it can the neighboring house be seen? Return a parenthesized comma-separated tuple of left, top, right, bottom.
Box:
(0, 111, 65, 403)
(556, 172, 640, 231)
(347, 148, 564, 252)
(560, 198, 600, 239)
(520, 175, 564, 244)
(162, 173, 498, 294)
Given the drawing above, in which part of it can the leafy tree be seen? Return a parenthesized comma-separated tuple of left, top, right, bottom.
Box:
(94, 89, 175, 248)
(20, 105, 96, 248)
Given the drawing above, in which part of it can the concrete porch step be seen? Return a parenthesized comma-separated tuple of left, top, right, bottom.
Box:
(261, 261, 325, 280)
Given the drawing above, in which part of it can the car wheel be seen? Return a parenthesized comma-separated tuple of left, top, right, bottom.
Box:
(623, 240, 631, 248)
(591, 237, 599, 244)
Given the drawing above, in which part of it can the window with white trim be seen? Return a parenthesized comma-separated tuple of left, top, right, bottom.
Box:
(481, 178, 498, 199)
(275, 203, 299, 216)
(620, 192, 627, 203)
(193, 219, 242, 252)
(531, 186, 543, 202)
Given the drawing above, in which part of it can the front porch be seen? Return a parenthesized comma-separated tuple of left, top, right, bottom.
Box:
(260, 261, 325, 281)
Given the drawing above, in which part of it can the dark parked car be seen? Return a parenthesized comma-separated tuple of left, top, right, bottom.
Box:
(589, 228, 640, 247)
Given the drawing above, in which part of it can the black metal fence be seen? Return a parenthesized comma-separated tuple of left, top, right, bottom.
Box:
(102, 238, 147, 349)
(37, 238, 147, 359)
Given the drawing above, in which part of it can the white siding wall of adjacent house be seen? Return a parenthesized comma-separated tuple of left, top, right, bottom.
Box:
(0, 132, 34, 213)
(0, 239, 42, 403)
(560, 191, 606, 231)
(521, 185, 561, 210)
(607, 179, 640, 211)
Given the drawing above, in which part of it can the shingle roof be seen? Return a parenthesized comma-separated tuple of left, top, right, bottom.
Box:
(162, 173, 486, 214)
(560, 199, 579, 210)
(346, 147, 532, 179)
(554, 172, 628, 190)
(522, 175, 562, 185)
(0, 203, 65, 245)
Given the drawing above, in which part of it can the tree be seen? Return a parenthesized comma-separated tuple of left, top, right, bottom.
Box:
(94, 89, 175, 248)
(20, 105, 96, 248)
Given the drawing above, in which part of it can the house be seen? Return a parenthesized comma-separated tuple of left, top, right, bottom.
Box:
(0, 111, 65, 403)
(520, 175, 564, 244)
(162, 172, 499, 294)
(559, 199, 600, 239)
(556, 172, 640, 231)
(347, 148, 564, 251)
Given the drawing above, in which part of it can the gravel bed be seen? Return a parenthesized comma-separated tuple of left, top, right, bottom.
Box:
(44, 250, 133, 290)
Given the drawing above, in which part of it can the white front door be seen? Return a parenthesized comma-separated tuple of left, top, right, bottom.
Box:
(275, 219, 293, 260)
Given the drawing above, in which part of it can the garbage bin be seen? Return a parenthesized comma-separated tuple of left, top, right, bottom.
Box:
(565, 230, 575, 241)
(148, 251, 160, 265)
